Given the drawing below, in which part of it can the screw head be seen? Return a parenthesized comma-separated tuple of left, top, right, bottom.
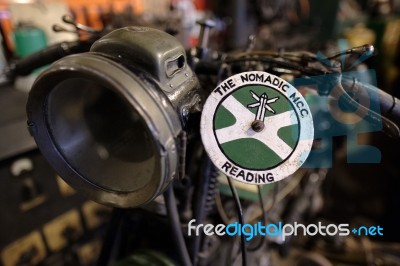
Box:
(251, 120, 265, 132)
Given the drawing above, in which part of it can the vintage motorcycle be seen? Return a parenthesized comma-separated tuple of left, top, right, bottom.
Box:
(7, 15, 400, 266)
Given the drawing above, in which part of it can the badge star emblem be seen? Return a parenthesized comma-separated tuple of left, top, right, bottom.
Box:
(247, 90, 280, 121)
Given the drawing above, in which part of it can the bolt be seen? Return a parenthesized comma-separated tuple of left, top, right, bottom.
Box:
(197, 19, 216, 49)
(251, 120, 265, 132)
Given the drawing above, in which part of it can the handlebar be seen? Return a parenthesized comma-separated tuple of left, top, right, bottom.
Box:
(194, 60, 400, 138)
(9, 39, 400, 138)
(338, 76, 400, 138)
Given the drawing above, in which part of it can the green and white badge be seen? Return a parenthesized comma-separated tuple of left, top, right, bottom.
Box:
(200, 71, 314, 184)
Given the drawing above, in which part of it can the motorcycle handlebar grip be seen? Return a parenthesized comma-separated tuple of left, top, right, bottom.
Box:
(363, 83, 400, 128)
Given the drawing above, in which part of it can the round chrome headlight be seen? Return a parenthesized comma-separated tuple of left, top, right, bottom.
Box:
(27, 27, 200, 208)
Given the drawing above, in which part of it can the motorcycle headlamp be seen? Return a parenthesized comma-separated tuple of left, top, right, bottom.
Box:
(27, 27, 200, 208)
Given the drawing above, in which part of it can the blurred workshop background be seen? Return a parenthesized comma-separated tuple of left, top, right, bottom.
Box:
(1, 1, 400, 266)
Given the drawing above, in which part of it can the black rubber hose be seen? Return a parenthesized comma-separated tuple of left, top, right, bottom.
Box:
(97, 208, 124, 266)
(9, 40, 94, 77)
(247, 186, 267, 252)
(227, 177, 247, 266)
(191, 156, 219, 266)
(358, 82, 400, 128)
(333, 78, 400, 138)
(164, 185, 193, 266)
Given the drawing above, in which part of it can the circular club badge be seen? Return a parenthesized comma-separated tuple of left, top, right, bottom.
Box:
(200, 71, 314, 185)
